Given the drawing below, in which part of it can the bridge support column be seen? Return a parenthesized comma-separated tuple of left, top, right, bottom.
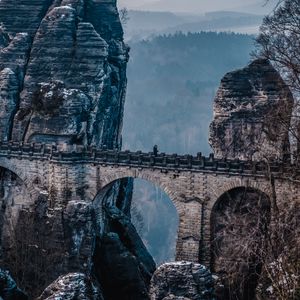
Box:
(199, 201, 212, 268)
(175, 200, 202, 263)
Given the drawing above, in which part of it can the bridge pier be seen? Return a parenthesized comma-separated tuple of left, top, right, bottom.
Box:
(175, 200, 202, 263)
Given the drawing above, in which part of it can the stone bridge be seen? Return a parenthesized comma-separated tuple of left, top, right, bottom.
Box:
(0, 141, 299, 267)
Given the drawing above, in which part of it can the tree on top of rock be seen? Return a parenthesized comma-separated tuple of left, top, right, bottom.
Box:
(256, 0, 300, 95)
(255, 0, 300, 162)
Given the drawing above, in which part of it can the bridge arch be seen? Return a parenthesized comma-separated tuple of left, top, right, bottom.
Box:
(207, 178, 272, 213)
(98, 170, 185, 216)
(210, 186, 271, 299)
(92, 174, 181, 264)
(0, 157, 37, 200)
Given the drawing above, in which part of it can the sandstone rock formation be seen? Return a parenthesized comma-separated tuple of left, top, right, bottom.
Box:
(94, 205, 156, 300)
(0, 0, 128, 149)
(1, 194, 97, 296)
(37, 273, 103, 300)
(149, 262, 215, 300)
(0, 1, 156, 299)
(0, 175, 153, 298)
(0, 269, 28, 300)
(209, 59, 294, 161)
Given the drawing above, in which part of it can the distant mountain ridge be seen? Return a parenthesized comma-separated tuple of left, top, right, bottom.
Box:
(125, 10, 263, 40)
(133, 0, 277, 14)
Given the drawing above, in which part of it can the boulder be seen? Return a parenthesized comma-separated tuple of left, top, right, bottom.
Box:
(149, 261, 215, 300)
(37, 273, 103, 300)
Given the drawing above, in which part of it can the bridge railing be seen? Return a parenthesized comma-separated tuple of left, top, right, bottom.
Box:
(0, 141, 297, 177)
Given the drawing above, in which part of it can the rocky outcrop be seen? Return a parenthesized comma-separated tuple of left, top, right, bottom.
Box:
(149, 262, 215, 300)
(94, 205, 156, 300)
(0, 0, 129, 149)
(1, 195, 97, 297)
(0, 1, 153, 299)
(37, 273, 103, 300)
(104, 205, 156, 275)
(0, 269, 28, 300)
(0, 69, 19, 142)
(1, 184, 155, 299)
(209, 59, 294, 161)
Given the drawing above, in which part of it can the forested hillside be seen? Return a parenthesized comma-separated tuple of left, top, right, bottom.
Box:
(123, 31, 254, 155)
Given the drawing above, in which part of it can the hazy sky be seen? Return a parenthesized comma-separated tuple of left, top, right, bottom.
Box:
(118, 0, 277, 14)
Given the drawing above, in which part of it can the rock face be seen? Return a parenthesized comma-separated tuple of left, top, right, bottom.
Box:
(37, 273, 103, 300)
(0, 1, 156, 299)
(1, 195, 97, 296)
(149, 262, 215, 300)
(94, 205, 156, 300)
(0, 269, 28, 300)
(209, 59, 294, 161)
(0, 0, 128, 148)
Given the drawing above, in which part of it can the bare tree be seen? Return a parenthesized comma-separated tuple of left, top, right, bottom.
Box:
(256, 201, 300, 300)
(119, 7, 130, 27)
(255, 0, 300, 161)
(255, 0, 300, 95)
(212, 185, 300, 299)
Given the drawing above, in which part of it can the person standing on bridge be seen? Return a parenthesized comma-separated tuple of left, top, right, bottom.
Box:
(153, 145, 158, 157)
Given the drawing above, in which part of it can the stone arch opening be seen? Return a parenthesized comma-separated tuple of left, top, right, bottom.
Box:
(93, 177, 179, 265)
(0, 165, 32, 235)
(92, 177, 179, 300)
(0, 158, 38, 200)
(210, 186, 271, 300)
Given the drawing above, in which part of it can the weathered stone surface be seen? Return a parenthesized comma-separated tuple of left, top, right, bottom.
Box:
(104, 204, 156, 275)
(0, 69, 19, 141)
(0, 0, 128, 149)
(95, 233, 151, 300)
(0, 2, 135, 298)
(209, 59, 294, 161)
(0, 1, 54, 37)
(149, 262, 215, 300)
(0, 24, 31, 142)
(94, 204, 156, 300)
(23, 80, 92, 144)
(0, 25, 10, 48)
(0, 269, 28, 300)
(37, 273, 103, 300)
(1, 196, 98, 297)
(0, 29, 31, 75)
(63, 200, 96, 273)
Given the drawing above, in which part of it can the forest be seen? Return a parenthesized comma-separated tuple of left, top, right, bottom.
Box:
(123, 31, 254, 155)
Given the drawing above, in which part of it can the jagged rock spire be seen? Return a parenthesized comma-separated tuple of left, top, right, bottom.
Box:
(209, 59, 294, 162)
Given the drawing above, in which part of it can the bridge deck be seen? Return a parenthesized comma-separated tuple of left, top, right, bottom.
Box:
(0, 141, 296, 178)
